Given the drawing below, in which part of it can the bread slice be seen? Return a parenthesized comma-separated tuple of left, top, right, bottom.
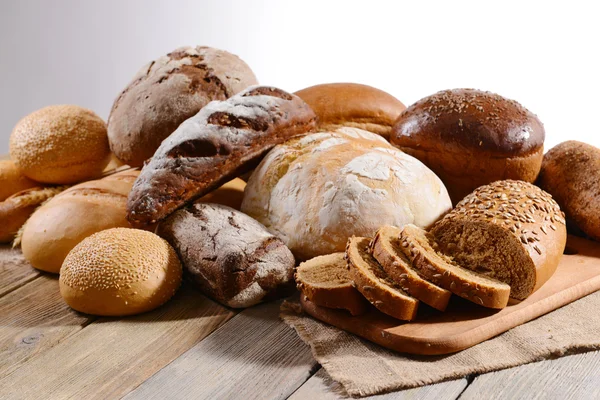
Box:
(399, 224, 510, 309)
(346, 236, 419, 321)
(295, 253, 368, 316)
(371, 226, 451, 311)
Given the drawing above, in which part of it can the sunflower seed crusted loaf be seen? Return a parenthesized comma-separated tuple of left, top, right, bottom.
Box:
(127, 85, 317, 227)
(431, 180, 567, 300)
(296, 253, 368, 316)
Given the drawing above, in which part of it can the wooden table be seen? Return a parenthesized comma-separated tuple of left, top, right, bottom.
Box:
(1, 249, 600, 400)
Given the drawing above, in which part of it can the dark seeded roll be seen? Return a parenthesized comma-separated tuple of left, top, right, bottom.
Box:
(391, 89, 545, 203)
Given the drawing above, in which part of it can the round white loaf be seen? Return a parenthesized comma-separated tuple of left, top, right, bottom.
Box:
(241, 128, 452, 260)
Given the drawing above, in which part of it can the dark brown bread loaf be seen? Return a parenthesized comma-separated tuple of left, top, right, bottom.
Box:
(156, 203, 295, 308)
(295, 253, 368, 316)
(346, 236, 419, 321)
(431, 180, 567, 300)
(370, 225, 452, 311)
(127, 85, 317, 227)
(391, 89, 545, 203)
(108, 46, 258, 167)
(537, 141, 600, 241)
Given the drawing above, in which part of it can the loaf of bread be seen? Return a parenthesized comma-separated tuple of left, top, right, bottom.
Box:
(21, 169, 140, 273)
(391, 89, 545, 203)
(60, 228, 182, 316)
(157, 203, 295, 308)
(294, 83, 406, 140)
(127, 86, 317, 227)
(0, 160, 38, 201)
(241, 127, 452, 260)
(431, 180, 567, 300)
(346, 236, 419, 321)
(371, 225, 452, 311)
(295, 253, 368, 316)
(108, 46, 258, 167)
(537, 141, 600, 241)
(10, 105, 111, 184)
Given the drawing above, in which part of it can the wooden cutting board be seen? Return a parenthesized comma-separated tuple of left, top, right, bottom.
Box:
(301, 234, 600, 355)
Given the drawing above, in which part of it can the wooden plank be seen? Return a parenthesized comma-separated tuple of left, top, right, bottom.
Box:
(0, 274, 91, 379)
(289, 368, 468, 400)
(0, 246, 39, 297)
(460, 350, 600, 400)
(0, 285, 235, 400)
(125, 300, 318, 400)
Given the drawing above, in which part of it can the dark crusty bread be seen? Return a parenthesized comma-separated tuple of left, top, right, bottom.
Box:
(346, 236, 419, 321)
(156, 203, 295, 308)
(431, 180, 566, 300)
(537, 141, 600, 241)
(370, 225, 451, 311)
(108, 46, 258, 167)
(296, 253, 368, 316)
(391, 89, 545, 203)
(127, 86, 317, 227)
(399, 224, 511, 309)
(294, 83, 406, 140)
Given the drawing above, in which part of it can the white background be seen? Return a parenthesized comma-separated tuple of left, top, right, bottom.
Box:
(0, 0, 598, 155)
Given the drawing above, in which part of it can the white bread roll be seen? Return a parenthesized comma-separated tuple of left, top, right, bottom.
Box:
(241, 128, 452, 260)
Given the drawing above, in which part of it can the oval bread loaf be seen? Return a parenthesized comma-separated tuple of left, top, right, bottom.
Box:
(0, 160, 38, 201)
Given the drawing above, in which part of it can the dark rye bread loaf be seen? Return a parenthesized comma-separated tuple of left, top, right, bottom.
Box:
(431, 180, 567, 300)
(399, 224, 511, 309)
(346, 236, 419, 321)
(391, 89, 545, 203)
(537, 141, 600, 241)
(295, 253, 368, 316)
(157, 203, 295, 308)
(370, 225, 452, 311)
(108, 46, 258, 167)
(127, 86, 317, 227)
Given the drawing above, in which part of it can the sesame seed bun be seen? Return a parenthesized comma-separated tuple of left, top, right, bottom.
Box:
(59, 228, 182, 316)
(10, 105, 111, 184)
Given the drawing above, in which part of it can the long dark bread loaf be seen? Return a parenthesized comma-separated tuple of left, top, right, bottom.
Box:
(127, 85, 317, 227)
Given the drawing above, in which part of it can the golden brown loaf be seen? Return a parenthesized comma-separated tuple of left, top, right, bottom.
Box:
(391, 89, 545, 203)
(108, 46, 258, 167)
(21, 169, 140, 273)
(10, 105, 111, 184)
(295, 253, 368, 316)
(195, 178, 246, 210)
(431, 180, 567, 300)
(0, 160, 38, 201)
(537, 141, 600, 241)
(346, 236, 419, 321)
(294, 83, 406, 140)
(59, 228, 182, 316)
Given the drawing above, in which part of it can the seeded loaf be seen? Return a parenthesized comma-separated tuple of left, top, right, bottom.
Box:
(108, 46, 258, 167)
(346, 236, 419, 321)
(431, 180, 567, 300)
(537, 141, 600, 241)
(296, 253, 368, 316)
(399, 224, 511, 309)
(370, 225, 452, 311)
(156, 203, 295, 308)
(294, 83, 406, 140)
(127, 85, 317, 228)
(241, 128, 451, 260)
(391, 89, 545, 204)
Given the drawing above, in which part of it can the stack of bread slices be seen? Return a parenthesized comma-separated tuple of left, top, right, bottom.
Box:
(296, 180, 567, 320)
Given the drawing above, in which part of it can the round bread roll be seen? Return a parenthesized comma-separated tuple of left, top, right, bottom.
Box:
(294, 83, 406, 140)
(391, 89, 545, 204)
(0, 160, 38, 201)
(60, 228, 182, 316)
(108, 46, 258, 167)
(537, 141, 600, 241)
(10, 105, 111, 184)
(21, 169, 140, 273)
(241, 128, 452, 260)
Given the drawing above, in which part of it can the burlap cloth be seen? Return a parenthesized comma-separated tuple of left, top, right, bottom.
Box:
(280, 291, 600, 397)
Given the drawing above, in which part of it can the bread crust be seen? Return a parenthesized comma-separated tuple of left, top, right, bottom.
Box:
(0, 160, 38, 201)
